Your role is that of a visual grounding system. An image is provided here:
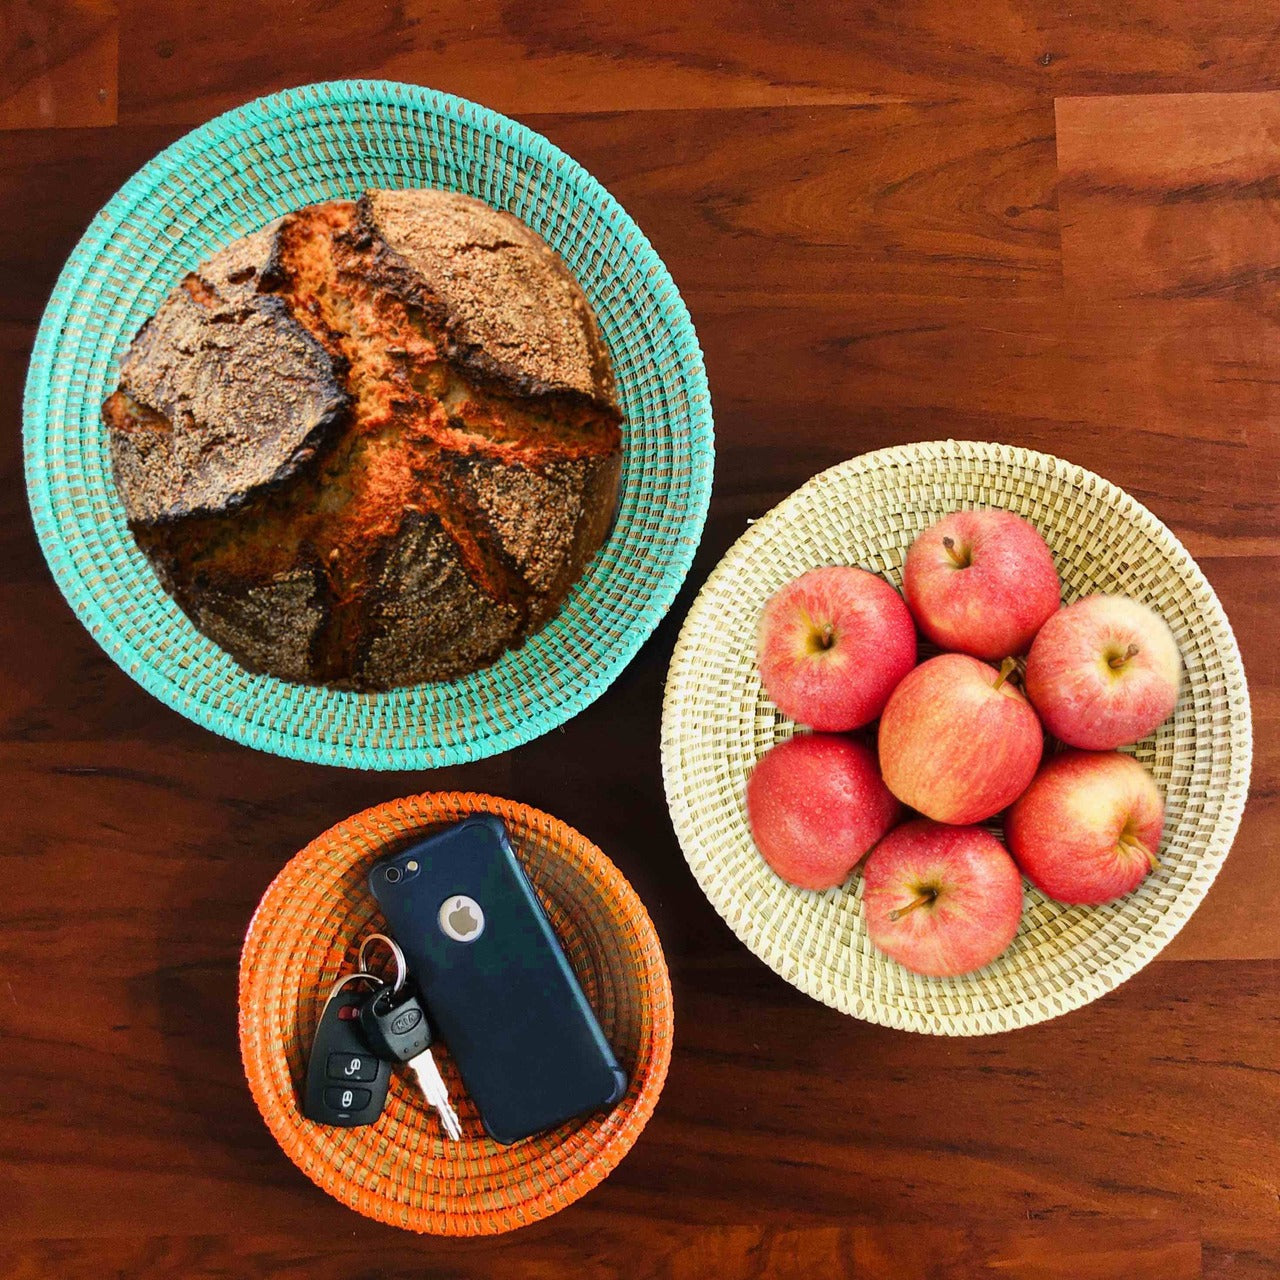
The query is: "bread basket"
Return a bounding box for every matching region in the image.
[239,792,672,1233]
[24,80,714,768]
[661,440,1251,1035]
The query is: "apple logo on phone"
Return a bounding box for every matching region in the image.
[451,903,478,935]
[439,894,485,943]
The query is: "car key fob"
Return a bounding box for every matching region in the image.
[303,976,392,1127]
[360,984,463,1140]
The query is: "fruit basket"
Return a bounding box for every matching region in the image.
[661,440,1252,1035]
[239,792,672,1234]
[23,79,714,769]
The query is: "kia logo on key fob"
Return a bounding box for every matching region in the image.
[439,895,485,943]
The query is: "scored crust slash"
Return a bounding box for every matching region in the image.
[102,189,623,691]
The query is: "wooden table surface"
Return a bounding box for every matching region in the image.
[3,4,1278,1277]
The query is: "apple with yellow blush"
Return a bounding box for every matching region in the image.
[756,566,917,731]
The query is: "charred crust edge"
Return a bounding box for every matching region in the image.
[353,193,622,420]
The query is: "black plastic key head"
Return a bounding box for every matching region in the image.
[303,979,392,1127]
[359,985,433,1063]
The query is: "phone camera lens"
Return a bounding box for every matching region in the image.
[385,866,402,883]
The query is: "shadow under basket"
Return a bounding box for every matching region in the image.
[239,792,672,1234]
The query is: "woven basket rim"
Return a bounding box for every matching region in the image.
[661,439,1253,1036]
[238,790,673,1234]
[23,78,715,769]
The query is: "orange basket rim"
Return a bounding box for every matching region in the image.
[238,790,673,1235]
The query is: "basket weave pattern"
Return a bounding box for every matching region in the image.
[661,441,1252,1036]
[24,80,714,769]
[238,793,672,1234]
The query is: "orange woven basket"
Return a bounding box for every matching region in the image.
[239,792,673,1235]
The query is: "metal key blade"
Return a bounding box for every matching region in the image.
[409,1050,463,1141]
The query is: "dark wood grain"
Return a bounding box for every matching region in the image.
[3,2,1279,1276]
[1057,91,1280,300]
[0,1221,1209,1279]
[0,0,116,129]
[113,0,1280,124]
[0,1220,1210,1280]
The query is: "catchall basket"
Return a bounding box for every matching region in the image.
[239,793,672,1234]
[661,440,1252,1036]
[24,79,714,769]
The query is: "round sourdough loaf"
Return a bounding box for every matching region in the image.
[102,190,622,690]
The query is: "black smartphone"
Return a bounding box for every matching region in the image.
[368,815,627,1144]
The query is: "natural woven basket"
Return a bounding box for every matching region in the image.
[239,793,672,1234]
[24,80,713,769]
[661,440,1252,1036]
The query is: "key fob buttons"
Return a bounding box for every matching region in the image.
[327,1051,379,1082]
[324,1085,372,1113]
[303,985,392,1127]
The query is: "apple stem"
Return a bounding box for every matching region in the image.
[1108,643,1140,670]
[1120,835,1159,871]
[992,657,1019,691]
[817,623,835,651]
[941,536,969,568]
[889,890,937,922]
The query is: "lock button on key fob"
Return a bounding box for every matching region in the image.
[303,977,392,1127]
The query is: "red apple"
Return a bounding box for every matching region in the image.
[862,819,1024,976]
[1024,595,1181,750]
[1005,750,1164,905]
[878,654,1043,824]
[745,733,901,890]
[757,566,917,731]
[903,509,1061,660]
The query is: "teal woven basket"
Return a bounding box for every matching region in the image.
[24,81,714,769]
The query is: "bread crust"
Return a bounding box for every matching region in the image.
[360,189,618,408]
[104,190,622,690]
[104,222,351,524]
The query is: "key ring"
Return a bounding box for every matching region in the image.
[325,970,382,1002]
[358,932,407,995]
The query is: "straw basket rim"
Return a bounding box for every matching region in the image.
[661,439,1252,1036]
[24,79,714,769]
[239,791,673,1233]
